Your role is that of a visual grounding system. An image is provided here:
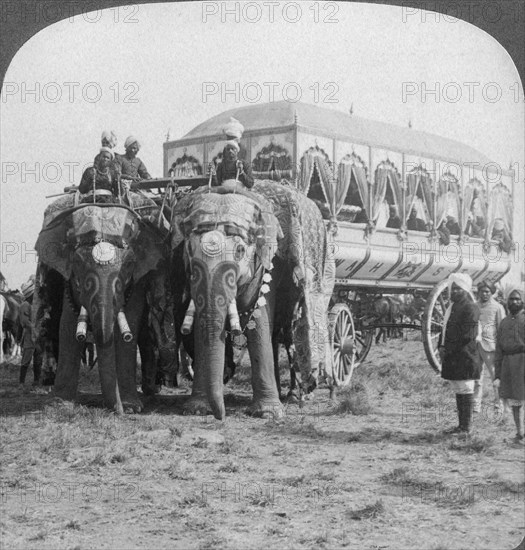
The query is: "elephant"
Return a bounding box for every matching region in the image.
[34,192,168,413]
[170,180,335,420]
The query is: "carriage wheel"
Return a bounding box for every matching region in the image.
[354,326,373,366]
[328,303,361,387]
[422,280,449,373]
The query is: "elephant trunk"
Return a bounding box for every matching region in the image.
[194,315,227,420]
[85,276,125,347]
[190,258,238,420]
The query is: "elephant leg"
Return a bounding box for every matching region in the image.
[115,289,145,413]
[54,301,82,401]
[223,336,236,384]
[138,322,157,397]
[246,305,284,419]
[272,335,282,399]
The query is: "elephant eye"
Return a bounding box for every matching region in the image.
[234,244,246,262]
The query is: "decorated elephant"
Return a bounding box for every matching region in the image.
[170,180,335,420]
[34,192,168,413]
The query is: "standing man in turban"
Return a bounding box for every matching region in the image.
[115,136,152,190]
[473,280,506,413]
[438,273,481,434]
[494,287,525,443]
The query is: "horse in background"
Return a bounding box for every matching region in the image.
[1,290,24,363]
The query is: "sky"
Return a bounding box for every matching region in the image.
[0,1,523,288]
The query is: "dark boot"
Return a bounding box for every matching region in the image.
[512,406,524,442]
[445,394,463,434]
[19,364,29,384]
[459,394,474,434]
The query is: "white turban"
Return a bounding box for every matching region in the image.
[447,273,472,293]
[124,136,141,150]
[505,286,524,301]
[101,130,117,149]
[99,146,114,159]
[224,140,240,152]
[222,117,244,140]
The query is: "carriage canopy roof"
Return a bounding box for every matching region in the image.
[183,101,492,166]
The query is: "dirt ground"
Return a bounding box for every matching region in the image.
[1,336,524,550]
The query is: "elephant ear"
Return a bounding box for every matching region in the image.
[170,193,195,251]
[254,208,283,270]
[35,215,74,279]
[131,220,166,282]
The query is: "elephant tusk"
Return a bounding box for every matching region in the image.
[228,301,242,336]
[76,307,88,342]
[117,311,133,343]
[181,299,195,335]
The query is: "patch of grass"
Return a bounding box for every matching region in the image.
[168,425,183,438]
[247,491,274,507]
[28,531,47,541]
[282,474,306,487]
[280,421,326,439]
[448,434,496,454]
[192,437,209,449]
[218,460,239,473]
[167,459,197,480]
[180,495,208,508]
[380,467,445,494]
[347,499,385,520]
[332,383,372,416]
[65,519,81,530]
[109,452,128,464]
[219,433,242,454]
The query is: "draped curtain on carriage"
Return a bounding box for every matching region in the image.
[486,183,513,237]
[371,165,401,224]
[435,175,460,229]
[300,148,336,214]
[405,169,433,223]
[461,180,487,233]
[334,157,369,217]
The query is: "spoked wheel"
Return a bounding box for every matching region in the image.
[328,303,361,387]
[354,325,373,366]
[422,280,449,373]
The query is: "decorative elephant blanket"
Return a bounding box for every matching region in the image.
[253,180,336,390]
[170,180,335,390]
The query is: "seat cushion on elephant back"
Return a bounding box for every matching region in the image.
[68,206,139,247]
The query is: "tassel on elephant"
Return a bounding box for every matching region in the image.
[35,199,167,413]
[170,181,334,420]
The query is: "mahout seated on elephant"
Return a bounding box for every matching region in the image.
[170,180,335,420]
[34,192,172,413]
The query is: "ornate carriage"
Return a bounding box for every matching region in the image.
[160,101,514,385]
